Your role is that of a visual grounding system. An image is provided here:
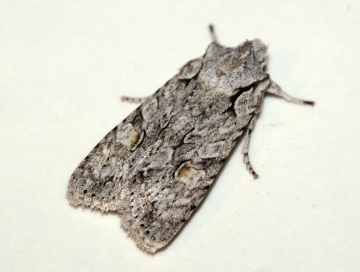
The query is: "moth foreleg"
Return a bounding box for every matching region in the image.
[242,114,259,179]
[121,96,150,103]
[267,81,314,106]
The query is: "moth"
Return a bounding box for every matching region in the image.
[67,25,313,253]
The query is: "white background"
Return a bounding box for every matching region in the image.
[1,1,359,271]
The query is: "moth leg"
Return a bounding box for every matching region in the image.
[121,96,150,103]
[242,114,259,179]
[267,81,314,106]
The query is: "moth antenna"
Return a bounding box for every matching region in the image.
[209,24,218,43]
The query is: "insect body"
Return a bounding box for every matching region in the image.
[67,26,313,253]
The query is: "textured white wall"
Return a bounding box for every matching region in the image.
[0,1,359,271]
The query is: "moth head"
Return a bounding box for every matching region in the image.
[199,41,267,96]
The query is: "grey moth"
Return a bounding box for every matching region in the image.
[67,26,313,253]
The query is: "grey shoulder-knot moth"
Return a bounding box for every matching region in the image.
[67,25,314,253]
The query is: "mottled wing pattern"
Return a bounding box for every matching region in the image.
[67,41,269,253]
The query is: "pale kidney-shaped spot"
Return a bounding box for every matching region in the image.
[117,123,140,150]
[175,162,205,190]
